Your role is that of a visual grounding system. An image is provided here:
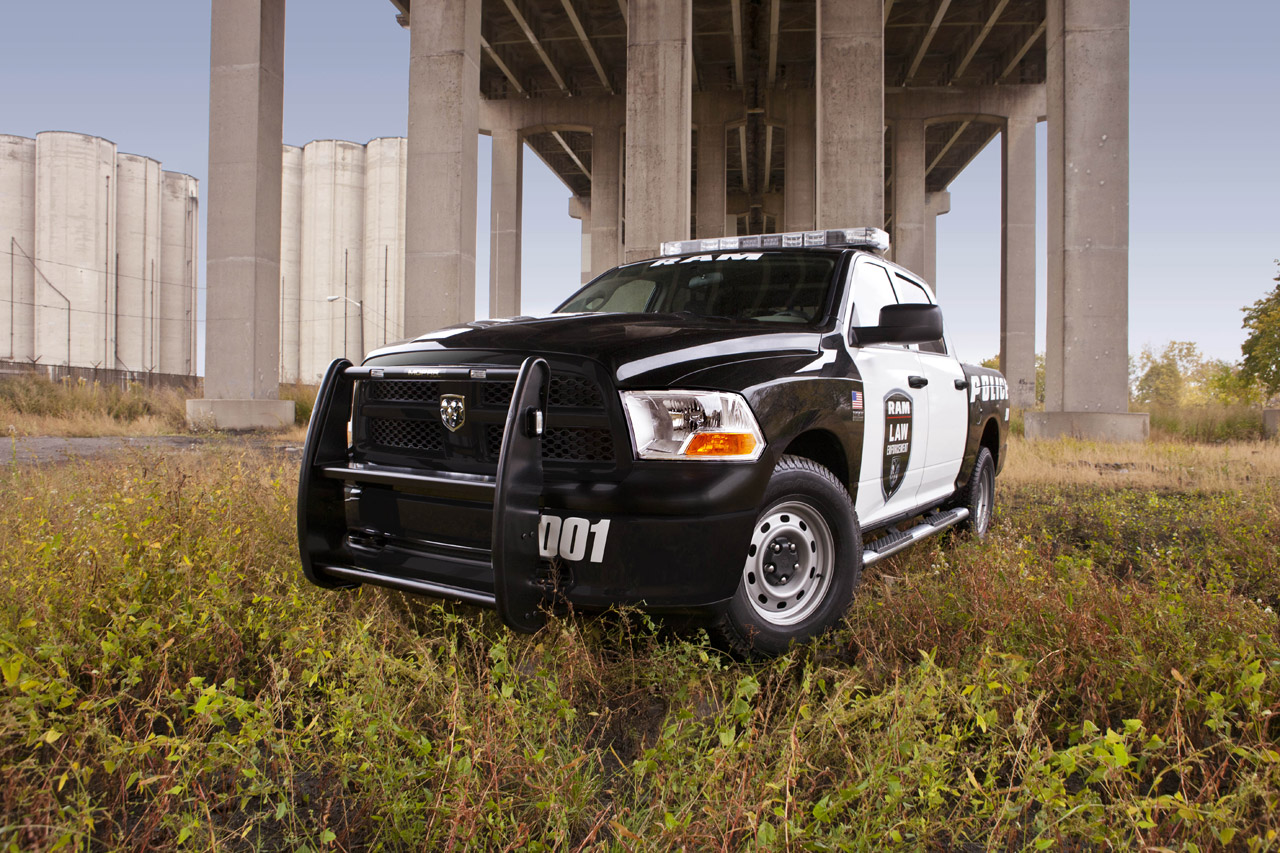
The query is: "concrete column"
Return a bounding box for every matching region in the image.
[892,119,925,273]
[1028,0,1145,441]
[590,122,622,277]
[816,0,883,228]
[489,128,522,317]
[923,190,949,288]
[1001,115,1037,409]
[624,0,692,262]
[189,0,292,429]
[694,94,726,240]
[784,91,816,232]
[569,197,592,284]
[405,0,480,335]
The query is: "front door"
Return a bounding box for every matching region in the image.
[847,257,930,528]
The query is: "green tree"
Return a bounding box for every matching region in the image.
[1240,264,1280,399]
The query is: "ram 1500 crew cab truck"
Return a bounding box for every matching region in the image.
[298,227,1009,655]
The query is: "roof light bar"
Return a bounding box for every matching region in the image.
[660,227,890,257]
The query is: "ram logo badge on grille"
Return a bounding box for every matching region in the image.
[440,394,466,432]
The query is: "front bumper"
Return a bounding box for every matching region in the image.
[298,358,764,631]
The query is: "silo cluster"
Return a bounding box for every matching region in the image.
[0,132,198,375]
[281,137,407,383]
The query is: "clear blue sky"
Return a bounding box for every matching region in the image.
[2,1,1276,369]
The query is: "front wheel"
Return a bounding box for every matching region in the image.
[716,456,862,657]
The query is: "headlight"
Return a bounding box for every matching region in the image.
[620,390,765,461]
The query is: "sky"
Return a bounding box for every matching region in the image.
[1,0,1277,371]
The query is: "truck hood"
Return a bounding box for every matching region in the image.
[370,313,824,387]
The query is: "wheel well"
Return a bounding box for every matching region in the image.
[782,430,849,488]
[981,418,1000,469]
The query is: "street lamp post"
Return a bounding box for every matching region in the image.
[327,294,363,359]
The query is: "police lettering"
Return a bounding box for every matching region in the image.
[887,399,912,416]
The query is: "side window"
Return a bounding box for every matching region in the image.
[850,260,898,328]
[893,273,948,355]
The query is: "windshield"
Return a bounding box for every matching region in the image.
[553,251,840,325]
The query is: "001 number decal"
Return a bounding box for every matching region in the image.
[538,516,611,563]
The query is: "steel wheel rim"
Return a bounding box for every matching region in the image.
[975,463,994,534]
[742,500,835,626]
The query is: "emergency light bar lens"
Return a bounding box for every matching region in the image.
[657,226,890,256]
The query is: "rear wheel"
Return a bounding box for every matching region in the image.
[716,455,862,657]
[954,446,995,538]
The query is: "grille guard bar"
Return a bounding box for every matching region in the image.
[297,356,552,633]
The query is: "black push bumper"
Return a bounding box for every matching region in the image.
[298,358,758,631]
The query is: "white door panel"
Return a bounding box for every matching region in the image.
[916,348,968,506]
[853,347,928,527]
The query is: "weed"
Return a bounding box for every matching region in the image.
[0,442,1277,849]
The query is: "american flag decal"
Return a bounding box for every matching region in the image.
[850,390,863,410]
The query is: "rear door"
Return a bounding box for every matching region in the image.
[891,272,967,507]
[847,256,930,528]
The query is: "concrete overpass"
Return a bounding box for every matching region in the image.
[190,0,1145,441]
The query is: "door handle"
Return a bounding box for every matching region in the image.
[908,375,928,389]
[954,378,969,390]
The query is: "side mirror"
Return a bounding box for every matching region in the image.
[851,303,944,346]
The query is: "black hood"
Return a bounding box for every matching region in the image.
[369,313,823,387]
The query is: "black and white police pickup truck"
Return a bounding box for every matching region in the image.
[298,227,1009,655]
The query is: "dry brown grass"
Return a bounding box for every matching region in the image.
[1003,434,1280,491]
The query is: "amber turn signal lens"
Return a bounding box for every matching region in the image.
[683,432,758,457]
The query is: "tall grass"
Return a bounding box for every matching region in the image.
[0,374,318,436]
[0,443,1277,849]
[0,374,190,436]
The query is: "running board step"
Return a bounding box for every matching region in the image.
[862,507,970,568]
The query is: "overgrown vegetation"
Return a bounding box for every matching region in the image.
[0,374,316,436]
[1,438,1277,850]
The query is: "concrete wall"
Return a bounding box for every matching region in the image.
[0,135,36,363]
[159,171,198,376]
[0,133,198,375]
[115,153,162,373]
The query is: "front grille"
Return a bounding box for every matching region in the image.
[358,365,617,470]
[550,375,603,408]
[485,425,615,463]
[369,416,446,452]
[365,380,440,404]
[477,376,602,409]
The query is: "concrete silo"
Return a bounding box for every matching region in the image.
[0,135,36,363]
[280,145,303,383]
[300,139,365,382]
[160,171,198,376]
[115,153,162,373]
[35,132,117,369]
[362,137,406,350]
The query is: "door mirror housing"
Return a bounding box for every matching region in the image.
[851,303,944,346]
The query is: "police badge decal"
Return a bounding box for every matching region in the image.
[882,390,913,499]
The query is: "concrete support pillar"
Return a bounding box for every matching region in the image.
[892,119,926,273]
[489,128,522,317]
[923,190,949,289]
[590,122,622,277]
[569,197,593,284]
[694,95,726,240]
[1001,115,1038,409]
[624,0,692,262]
[405,0,480,334]
[784,91,817,232]
[816,0,883,227]
[1028,0,1145,441]
[189,0,292,429]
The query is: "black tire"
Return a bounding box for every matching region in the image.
[954,446,995,538]
[715,455,862,657]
